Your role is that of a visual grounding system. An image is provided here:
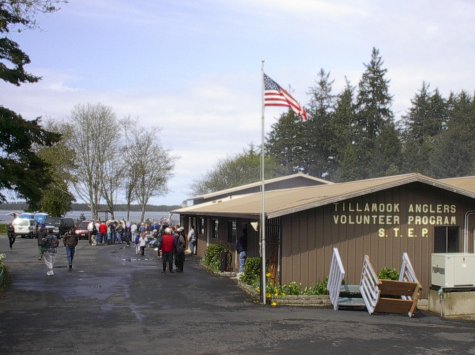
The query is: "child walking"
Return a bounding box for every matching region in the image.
[139,233,147,256]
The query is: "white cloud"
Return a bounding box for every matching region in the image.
[2,69,264,205]
[239,0,370,17]
[3,0,475,206]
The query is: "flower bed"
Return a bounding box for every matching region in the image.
[203,257,331,307]
[234,275,331,307]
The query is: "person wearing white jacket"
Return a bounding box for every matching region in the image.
[187,225,196,255]
[139,232,147,256]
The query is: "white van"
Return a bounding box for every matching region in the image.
[12,217,38,238]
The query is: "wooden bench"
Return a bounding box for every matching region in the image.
[374,279,421,317]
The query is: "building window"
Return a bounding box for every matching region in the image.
[434,226,460,253]
[212,219,219,239]
[197,217,205,236]
[227,221,237,244]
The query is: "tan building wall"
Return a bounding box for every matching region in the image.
[280,183,475,298]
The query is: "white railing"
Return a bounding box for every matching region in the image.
[359,255,380,314]
[328,248,345,311]
[399,252,419,300]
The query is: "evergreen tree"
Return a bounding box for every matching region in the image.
[353,47,397,178]
[36,122,76,216]
[340,144,360,181]
[430,91,475,177]
[356,48,393,139]
[0,107,60,205]
[330,78,355,181]
[372,121,402,176]
[265,111,307,174]
[401,83,447,174]
[0,1,63,205]
[305,69,336,178]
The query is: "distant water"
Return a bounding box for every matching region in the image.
[0,210,180,225]
[64,210,178,223]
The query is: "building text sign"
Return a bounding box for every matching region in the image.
[332,202,457,238]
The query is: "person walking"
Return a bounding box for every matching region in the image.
[174,227,186,272]
[236,227,248,275]
[43,228,59,276]
[139,232,147,256]
[98,221,107,245]
[7,223,15,249]
[160,227,175,273]
[135,231,141,255]
[88,220,97,246]
[109,222,116,245]
[131,222,137,240]
[187,225,196,256]
[63,229,79,271]
[37,223,47,260]
[116,221,124,244]
[123,223,131,247]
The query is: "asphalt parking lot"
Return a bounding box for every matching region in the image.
[0,236,474,354]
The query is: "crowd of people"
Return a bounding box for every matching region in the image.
[7,219,196,277]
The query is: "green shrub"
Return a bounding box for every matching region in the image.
[303,278,328,295]
[241,257,261,286]
[379,267,399,280]
[265,278,329,297]
[202,243,229,272]
[0,254,8,289]
[282,281,302,295]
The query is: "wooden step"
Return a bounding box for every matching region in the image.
[374,298,415,314]
[378,280,419,297]
[339,284,361,294]
[337,297,366,307]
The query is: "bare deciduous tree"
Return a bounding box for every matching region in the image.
[129,128,175,222]
[100,148,124,220]
[120,117,141,221]
[67,103,119,220]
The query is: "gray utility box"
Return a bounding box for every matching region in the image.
[431,253,475,288]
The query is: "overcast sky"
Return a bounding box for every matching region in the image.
[2,0,475,206]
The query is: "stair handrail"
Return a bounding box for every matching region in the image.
[328,248,345,311]
[359,255,380,314]
[399,252,420,300]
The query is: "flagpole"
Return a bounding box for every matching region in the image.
[260,60,267,304]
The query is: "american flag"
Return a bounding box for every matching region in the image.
[264,73,308,121]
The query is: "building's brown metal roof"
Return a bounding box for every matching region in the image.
[175,173,475,219]
[440,176,475,194]
[190,172,332,201]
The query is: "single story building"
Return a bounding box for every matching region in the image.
[175,173,475,298]
[185,172,331,206]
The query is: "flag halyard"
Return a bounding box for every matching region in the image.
[264,73,308,121]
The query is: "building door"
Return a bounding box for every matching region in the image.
[434,226,460,253]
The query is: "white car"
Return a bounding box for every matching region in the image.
[12,217,38,238]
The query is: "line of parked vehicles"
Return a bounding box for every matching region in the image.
[10,212,76,239]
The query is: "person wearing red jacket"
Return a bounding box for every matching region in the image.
[98,221,107,245]
[160,228,175,273]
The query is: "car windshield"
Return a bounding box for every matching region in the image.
[19,213,34,220]
[78,221,89,229]
[45,217,61,226]
[13,218,29,226]
[34,213,48,224]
